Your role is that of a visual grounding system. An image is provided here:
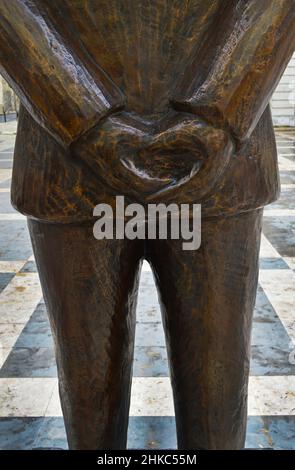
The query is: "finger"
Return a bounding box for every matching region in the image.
[146,120,207,157]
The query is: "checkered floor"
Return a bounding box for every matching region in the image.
[0,122,295,450]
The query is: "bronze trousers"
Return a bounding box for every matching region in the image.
[27,208,263,450]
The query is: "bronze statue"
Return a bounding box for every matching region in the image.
[0,0,294,450]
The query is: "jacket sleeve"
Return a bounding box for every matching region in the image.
[0,0,125,147]
[171,0,295,145]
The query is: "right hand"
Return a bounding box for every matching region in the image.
[72,111,159,201]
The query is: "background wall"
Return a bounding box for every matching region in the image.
[271,52,295,127]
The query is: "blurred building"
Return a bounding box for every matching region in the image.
[271,52,295,127]
[0,76,19,121]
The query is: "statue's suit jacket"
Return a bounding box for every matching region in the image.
[0,0,295,222]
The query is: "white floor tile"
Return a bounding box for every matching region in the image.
[130,377,174,416]
[248,376,295,415]
[0,213,26,220]
[278,156,295,170]
[0,272,42,323]
[0,169,12,184]
[263,209,295,217]
[0,323,24,348]
[259,269,295,343]
[277,133,295,141]
[284,257,295,270]
[281,184,295,189]
[259,234,281,259]
[0,348,11,369]
[45,382,62,417]
[0,261,26,273]
[0,378,56,417]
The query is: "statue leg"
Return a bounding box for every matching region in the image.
[28,219,143,450]
[148,209,263,450]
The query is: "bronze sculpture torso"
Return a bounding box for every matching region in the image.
[2,0,290,221]
[1,0,295,450]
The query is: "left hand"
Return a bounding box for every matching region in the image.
[139,111,234,202]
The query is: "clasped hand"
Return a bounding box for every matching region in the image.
[73,109,234,203]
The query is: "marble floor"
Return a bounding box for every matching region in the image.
[0,121,295,450]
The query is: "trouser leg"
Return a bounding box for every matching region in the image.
[147,210,263,449]
[28,219,144,449]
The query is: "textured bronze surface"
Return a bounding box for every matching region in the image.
[28,220,143,450]
[1,0,294,221]
[1,0,295,450]
[28,209,262,450]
